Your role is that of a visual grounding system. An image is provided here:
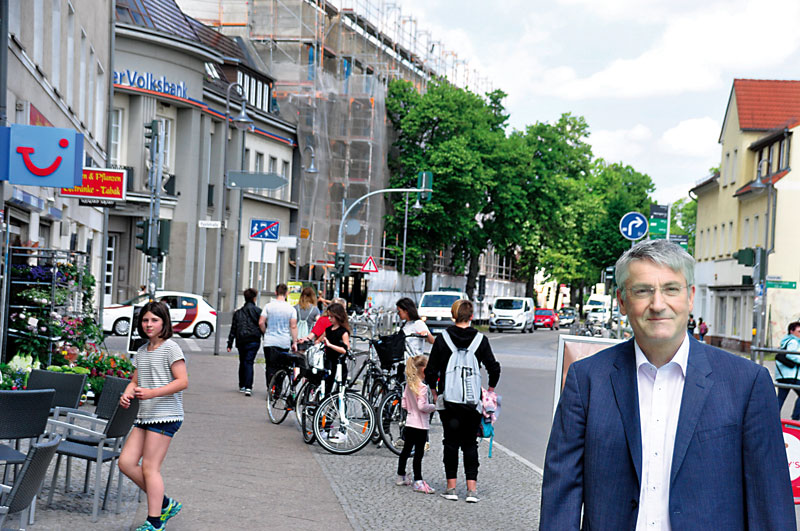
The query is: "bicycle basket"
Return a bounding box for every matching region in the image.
[305,343,325,373]
[375,332,406,369]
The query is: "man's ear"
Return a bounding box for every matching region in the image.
[617,288,628,316]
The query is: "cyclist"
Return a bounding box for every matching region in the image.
[396,297,435,358]
[259,284,299,390]
[298,297,346,345]
[322,302,351,443]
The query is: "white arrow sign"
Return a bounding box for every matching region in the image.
[626,217,643,235]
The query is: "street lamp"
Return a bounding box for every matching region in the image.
[293,146,318,285]
[751,158,775,349]
[213,82,253,356]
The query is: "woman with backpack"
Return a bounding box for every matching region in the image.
[295,287,320,349]
[425,300,501,503]
[227,288,263,396]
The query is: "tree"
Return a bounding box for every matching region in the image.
[670,197,697,254]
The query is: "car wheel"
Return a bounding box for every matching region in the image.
[113,318,130,336]
[497,329,504,333]
[194,321,213,339]
[489,327,496,333]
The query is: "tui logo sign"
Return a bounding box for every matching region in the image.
[0,124,84,188]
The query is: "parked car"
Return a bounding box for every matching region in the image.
[534,308,559,330]
[103,291,217,339]
[557,307,577,326]
[418,290,468,334]
[489,297,535,333]
[586,307,610,324]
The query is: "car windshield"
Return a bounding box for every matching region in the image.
[120,294,149,306]
[494,299,523,310]
[535,310,552,316]
[420,294,461,308]
[587,300,603,306]
[559,309,575,316]
[590,308,605,313]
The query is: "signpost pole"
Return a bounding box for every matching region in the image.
[147,122,164,298]
[258,239,265,306]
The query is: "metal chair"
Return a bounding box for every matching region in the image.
[46,399,139,522]
[0,433,61,531]
[0,390,55,468]
[25,370,87,411]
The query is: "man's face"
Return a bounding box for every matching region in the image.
[618,260,695,346]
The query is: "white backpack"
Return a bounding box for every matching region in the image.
[441,330,483,413]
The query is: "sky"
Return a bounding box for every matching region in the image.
[393,0,800,204]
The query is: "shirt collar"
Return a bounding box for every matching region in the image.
[634,332,690,376]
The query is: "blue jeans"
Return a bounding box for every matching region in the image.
[238,341,261,390]
[777,381,800,420]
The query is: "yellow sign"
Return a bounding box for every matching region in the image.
[288,281,303,306]
[300,228,310,239]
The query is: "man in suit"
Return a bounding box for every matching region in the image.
[541,239,794,530]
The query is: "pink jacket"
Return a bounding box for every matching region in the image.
[402,382,436,430]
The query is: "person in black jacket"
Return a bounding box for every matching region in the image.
[227,288,262,396]
[425,300,501,503]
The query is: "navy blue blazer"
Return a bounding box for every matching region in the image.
[541,337,794,530]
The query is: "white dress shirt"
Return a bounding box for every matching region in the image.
[634,333,690,531]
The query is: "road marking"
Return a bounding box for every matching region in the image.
[183,338,201,352]
[493,440,544,476]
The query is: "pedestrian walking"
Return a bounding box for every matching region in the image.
[295,287,321,347]
[541,239,793,529]
[259,284,299,389]
[776,321,800,420]
[425,300,501,503]
[396,355,436,494]
[227,288,262,396]
[697,317,708,341]
[396,297,435,357]
[687,313,697,337]
[118,301,188,531]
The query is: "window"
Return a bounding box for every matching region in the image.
[717,296,727,335]
[255,152,264,172]
[713,226,718,257]
[204,62,220,80]
[731,296,739,336]
[730,149,737,185]
[282,160,289,177]
[66,4,74,106]
[719,224,725,256]
[269,156,277,173]
[257,82,263,111]
[743,218,750,248]
[94,63,104,137]
[207,184,215,207]
[768,145,775,174]
[781,137,791,169]
[754,216,759,247]
[157,117,173,171]
[110,108,122,165]
[34,0,43,64]
[179,297,197,309]
[51,0,61,90]
[244,148,251,170]
[8,0,20,36]
[698,230,704,259]
[158,295,180,309]
[115,0,154,27]
[276,251,284,285]
[723,152,730,185]
[79,30,86,120]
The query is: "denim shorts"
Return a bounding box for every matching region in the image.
[134,420,182,438]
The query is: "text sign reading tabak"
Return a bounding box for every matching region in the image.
[61,167,127,201]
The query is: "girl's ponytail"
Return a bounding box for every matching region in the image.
[405,355,428,394]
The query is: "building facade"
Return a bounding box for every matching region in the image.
[692,79,800,350]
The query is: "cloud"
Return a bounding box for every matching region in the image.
[536,0,800,99]
[659,117,721,158]
[590,124,652,164]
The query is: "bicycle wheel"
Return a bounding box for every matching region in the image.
[312,391,375,455]
[294,380,308,428]
[360,369,374,400]
[377,389,412,456]
[267,370,291,424]
[299,382,319,444]
[368,379,387,409]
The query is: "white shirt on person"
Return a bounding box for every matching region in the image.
[402,319,430,358]
[261,299,295,349]
[634,333,689,531]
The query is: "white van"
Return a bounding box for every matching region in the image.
[583,294,612,317]
[489,297,535,333]
[418,290,468,334]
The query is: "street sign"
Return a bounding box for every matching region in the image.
[361,256,379,273]
[300,227,310,239]
[649,204,668,236]
[619,212,648,241]
[227,171,288,190]
[249,219,280,241]
[198,220,222,229]
[766,280,797,289]
[668,234,689,250]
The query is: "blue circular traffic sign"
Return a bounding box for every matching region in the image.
[619,211,648,241]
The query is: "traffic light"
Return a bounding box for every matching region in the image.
[143,120,159,151]
[134,219,149,253]
[417,171,433,202]
[156,220,171,258]
[733,247,755,266]
[334,251,350,277]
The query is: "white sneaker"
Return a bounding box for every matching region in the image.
[239,387,246,393]
[328,431,347,444]
[244,389,252,396]
[465,490,479,503]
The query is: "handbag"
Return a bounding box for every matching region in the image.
[776,352,798,369]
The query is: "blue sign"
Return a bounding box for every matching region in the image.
[619,211,648,241]
[250,219,280,241]
[0,124,84,187]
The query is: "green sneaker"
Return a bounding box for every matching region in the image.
[135,522,164,531]
[160,497,182,523]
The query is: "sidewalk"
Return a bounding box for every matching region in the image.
[27,347,542,530]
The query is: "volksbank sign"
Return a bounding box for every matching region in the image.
[113,70,187,98]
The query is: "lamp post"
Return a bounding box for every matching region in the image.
[750,158,774,349]
[213,82,253,356]
[295,146,317,284]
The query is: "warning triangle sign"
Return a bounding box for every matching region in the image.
[361,255,379,273]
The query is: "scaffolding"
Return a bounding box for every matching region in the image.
[177,0,493,276]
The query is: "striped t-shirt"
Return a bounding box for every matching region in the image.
[133,339,186,424]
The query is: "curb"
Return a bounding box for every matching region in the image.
[492,440,544,476]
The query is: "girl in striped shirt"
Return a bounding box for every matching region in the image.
[119,301,188,531]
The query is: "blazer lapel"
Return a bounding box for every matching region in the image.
[610,341,642,487]
[670,339,713,485]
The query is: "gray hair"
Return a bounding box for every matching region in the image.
[615,239,695,301]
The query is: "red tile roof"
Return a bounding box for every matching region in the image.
[734,79,800,130]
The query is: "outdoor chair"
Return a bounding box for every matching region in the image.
[25,370,87,411]
[46,399,139,521]
[0,390,55,469]
[0,433,61,531]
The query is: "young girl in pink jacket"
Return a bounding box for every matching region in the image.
[396,355,437,493]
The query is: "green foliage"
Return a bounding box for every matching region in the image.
[670,198,697,254]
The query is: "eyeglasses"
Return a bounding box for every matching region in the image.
[627,284,687,300]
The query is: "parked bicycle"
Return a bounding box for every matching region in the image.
[266,352,307,424]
